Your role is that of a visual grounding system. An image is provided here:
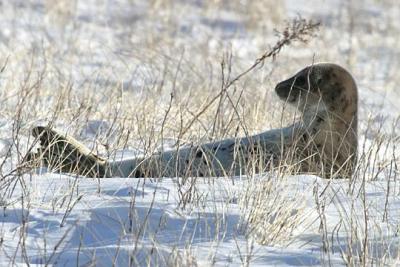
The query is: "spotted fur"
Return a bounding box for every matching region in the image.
[275,63,358,177]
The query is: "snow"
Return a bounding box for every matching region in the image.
[1,0,400,266]
[3,174,399,266]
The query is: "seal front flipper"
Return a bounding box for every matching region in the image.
[28,126,107,177]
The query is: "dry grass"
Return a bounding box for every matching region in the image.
[0,0,400,266]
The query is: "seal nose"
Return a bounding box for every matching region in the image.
[275,80,288,99]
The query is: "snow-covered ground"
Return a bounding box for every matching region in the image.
[6,174,400,266]
[1,0,399,266]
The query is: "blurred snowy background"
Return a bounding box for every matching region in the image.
[0,0,399,266]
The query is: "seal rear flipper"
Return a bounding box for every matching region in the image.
[29,126,107,177]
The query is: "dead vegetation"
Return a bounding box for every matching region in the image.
[0,0,399,266]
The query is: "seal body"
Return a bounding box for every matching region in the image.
[29,124,303,178]
[28,63,358,178]
[106,124,302,177]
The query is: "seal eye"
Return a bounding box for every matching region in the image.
[295,76,306,87]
